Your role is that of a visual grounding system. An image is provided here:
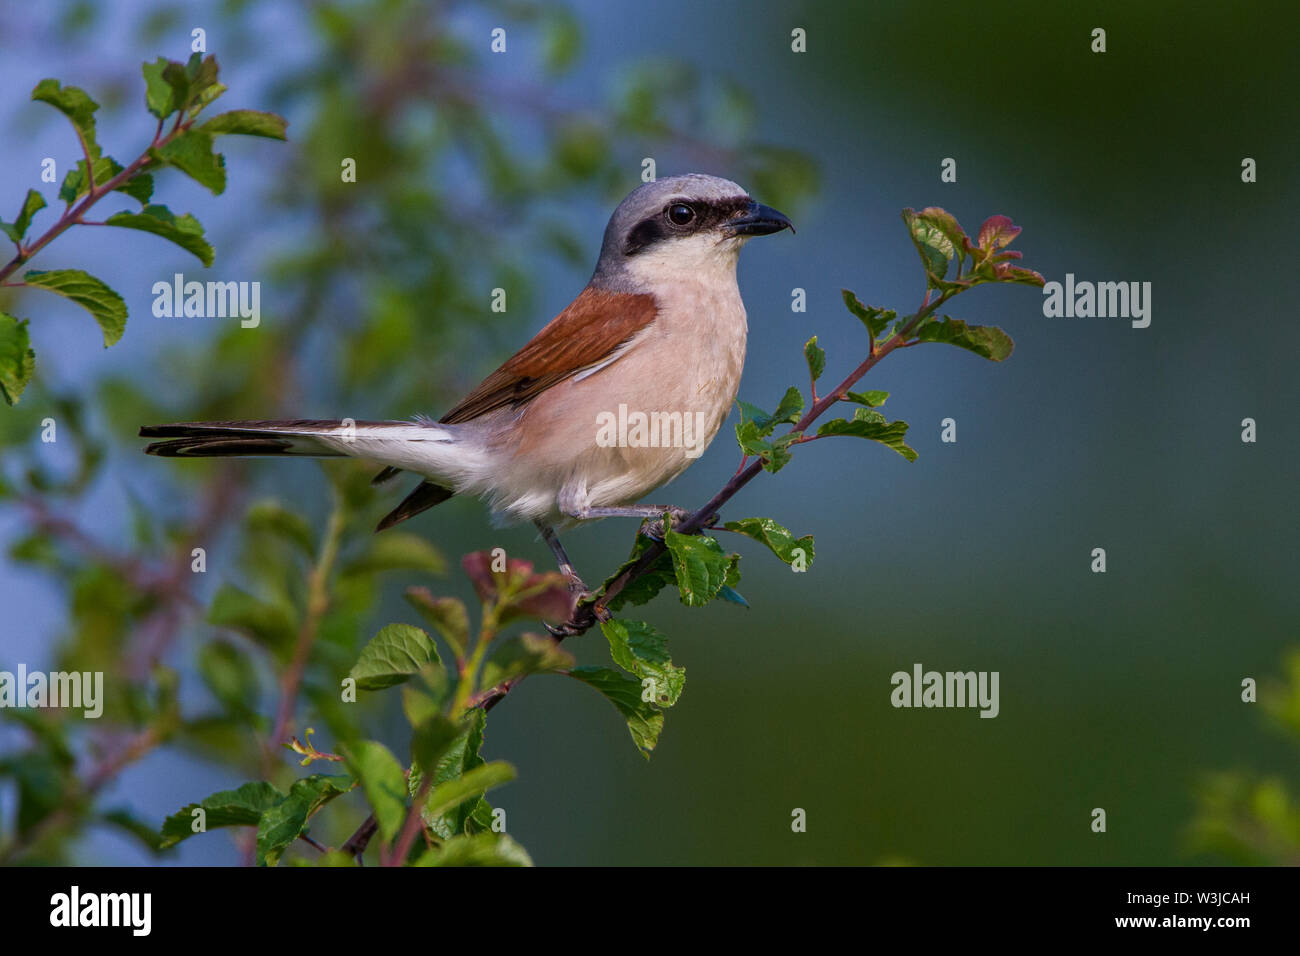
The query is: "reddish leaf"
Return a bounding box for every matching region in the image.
[460,551,576,621]
[977,215,1022,250]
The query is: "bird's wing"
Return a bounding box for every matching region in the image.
[439,286,658,425]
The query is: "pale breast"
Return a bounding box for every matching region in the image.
[501,273,749,519]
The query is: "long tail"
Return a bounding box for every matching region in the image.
[139,419,457,529]
[140,419,357,457]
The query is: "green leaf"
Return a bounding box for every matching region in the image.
[600,619,685,707]
[540,7,582,73]
[663,530,733,607]
[414,832,533,867]
[245,499,315,557]
[198,109,288,140]
[902,207,955,285]
[735,422,799,473]
[737,387,803,438]
[31,78,100,160]
[143,54,219,119]
[722,517,815,570]
[417,709,491,838]
[22,269,126,347]
[183,53,220,107]
[104,204,213,267]
[480,632,575,690]
[255,774,348,867]
[97,808,164,854]
[816,416,918,462]
[143,58,180,119]
[194,83,227,112]
[208,583,297,653]
[589,536,676,613]
[915,206,971,259]
[197,640,260,716]
[771,386,804,425]
[410,714,462,774]
[803,335,826,381]
[401,668,448,728]
[735,389,805,471]
[156,130,227,194]
[403,588,469,660]
[341,531,446,577]
[569,666,665,758]
[914,316,1015,361]
[343,740,408,845]
[58,156,153,206]
[158,781,284,849]
[0,190,47,244]
[118,171,154,204]
[422,762,515,821]
[350,623,439,691]
[0,313,35,406]
[844,389,889,408]
[841,289,895,340]
[58,156,110,204]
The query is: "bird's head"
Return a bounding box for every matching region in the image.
[592,173,793,290]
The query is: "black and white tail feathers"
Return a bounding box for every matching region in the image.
[140,419,353,458]
[139,419,455,529]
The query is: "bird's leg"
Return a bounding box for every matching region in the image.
[535,521,586,593]
[563,504,718,540]
[567,504,688,521]
[534,521,610,639]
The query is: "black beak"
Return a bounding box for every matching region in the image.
[727,200,794,237]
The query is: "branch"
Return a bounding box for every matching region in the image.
[266,497,347,769]
[0,117,173,284]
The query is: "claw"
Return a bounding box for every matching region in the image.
[639,506,694,541]
[542,599,609,638]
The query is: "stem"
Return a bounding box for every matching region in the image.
[0,116,177,285]
[383,774,435,866]
[342,813,378,863]
[451,605,496,716]
[266,496,346,769]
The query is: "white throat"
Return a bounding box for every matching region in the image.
[621,233,745,295]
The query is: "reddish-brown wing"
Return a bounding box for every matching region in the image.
[439,286,658,424]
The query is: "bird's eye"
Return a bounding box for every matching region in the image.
[666,203,696,226]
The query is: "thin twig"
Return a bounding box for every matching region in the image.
[266,498,347,770]
[0,116,175,284]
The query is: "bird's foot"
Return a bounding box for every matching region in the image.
[561,567,588,595]
[544,599,610,638]
[639,507,691,541]
[639,507,719,540]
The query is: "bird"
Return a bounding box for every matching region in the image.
[140,173,793,594]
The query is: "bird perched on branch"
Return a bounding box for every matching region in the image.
[141,173,793,591]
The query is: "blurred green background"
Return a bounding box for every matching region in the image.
[1,0,1297,865]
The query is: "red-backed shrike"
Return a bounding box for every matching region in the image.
[141,174,793,589]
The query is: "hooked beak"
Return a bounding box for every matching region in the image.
[726,200,794,237]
